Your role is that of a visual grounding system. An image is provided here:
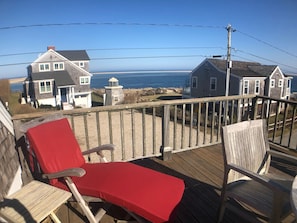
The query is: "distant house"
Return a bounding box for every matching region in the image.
[23,46,92,109]
[184,58,292,100]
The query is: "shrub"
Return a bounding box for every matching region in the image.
[0,79,10,104]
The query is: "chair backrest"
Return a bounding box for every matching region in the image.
[26,118,85,175]
[221,119,270,183]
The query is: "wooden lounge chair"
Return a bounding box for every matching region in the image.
[218,119,297,223]
[24,117,184,223]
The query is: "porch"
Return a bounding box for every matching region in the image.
[5,94,297,222]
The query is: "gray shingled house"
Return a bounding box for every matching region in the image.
[23,46,92,110]
[184,58,292,100]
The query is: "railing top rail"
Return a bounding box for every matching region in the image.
[12,94,256,121]
[256,95,297,105]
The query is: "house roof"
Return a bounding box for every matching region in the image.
[56,50,90,61]
[207,58,277,77]
[31,71,75,87]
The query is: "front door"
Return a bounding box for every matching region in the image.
[60,88,67,102]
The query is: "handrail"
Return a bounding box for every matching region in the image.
[12,94,297,162]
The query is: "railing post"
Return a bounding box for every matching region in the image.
[161,104,172,161]
[251,96,258,120]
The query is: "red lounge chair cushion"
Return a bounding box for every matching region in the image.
[26,118,185,222]
[55,162,184,222]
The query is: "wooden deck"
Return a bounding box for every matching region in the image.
[51,143,296,223]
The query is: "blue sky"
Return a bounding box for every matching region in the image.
[0,0,297,78]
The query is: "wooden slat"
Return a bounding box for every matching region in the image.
[0,181,71,223]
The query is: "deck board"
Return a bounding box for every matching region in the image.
[51,143,296,223]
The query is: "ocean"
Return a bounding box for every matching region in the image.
[10,71,191,92]
[10,72,297,92]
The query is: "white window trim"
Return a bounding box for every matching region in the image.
[243,80,249,95]
[80,76,90,85]
[39,81,52,94]
[78,61,85,67]
[53,62,64,71]
[255,80,260,94]
[210,77,217,91]
[191,76,198,88]
[39,63,50,72]
[278,79,283,87]
[270,79,275,88]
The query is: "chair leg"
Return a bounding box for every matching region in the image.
[217,184,228,223]
[65,177,99,223]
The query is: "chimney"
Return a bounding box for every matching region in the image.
[47,46,56,51]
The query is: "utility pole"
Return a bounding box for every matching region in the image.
[225,24,235,97]
[224,24,235,125]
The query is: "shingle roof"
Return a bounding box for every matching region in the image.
[207,58,277,77]
[31,71,75,87]
[56,50,90,61]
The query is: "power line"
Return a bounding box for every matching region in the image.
[0,22,224,30]
[237,30,297,59]
[233,48,297,71]
[0,46,225,58]
[0,54,210,67]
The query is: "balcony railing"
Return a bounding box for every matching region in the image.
[13,94,297,164]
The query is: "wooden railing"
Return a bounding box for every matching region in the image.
[253,95,297,150]
[12,94,297,163]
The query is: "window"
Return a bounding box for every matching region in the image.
[255,80,260,94]
[287,79,291,88]
[39,81,51,93]
[243,80,249,95]
[278,79,283,87]
[79,61,85,67]
[192,77,197,88]
[80,76,90,85]
[270,79,275,88]
[53,62,64,71]
[39,63,50,72]
[210,77,217,91]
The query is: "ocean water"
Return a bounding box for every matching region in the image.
[10,72,297,92]
[10,71,190,92]
[90,72,190,89]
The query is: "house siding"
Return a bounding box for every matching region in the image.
[191,61,226,97]
[188,59,291,101]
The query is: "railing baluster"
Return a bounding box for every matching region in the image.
[131,109,136,159]
[152,107,156,154]
[173,105,177,151]
[120,111,125,160]
[108,111,114,161]
[83,114,90,162]
[189,104,194,147]
[142,108,146,156]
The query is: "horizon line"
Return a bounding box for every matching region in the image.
[91,70,191,75]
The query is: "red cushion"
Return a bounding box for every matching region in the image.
[26,118,85,174]
[26,118,184,222]
[54,162,184,223]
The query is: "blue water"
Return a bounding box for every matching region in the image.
[90,72,190,89]
[10,71,190,92]
[11,73,297,92]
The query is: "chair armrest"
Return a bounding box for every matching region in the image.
[268,150,297,163]
[43,168,86,179]
[227,163,290,194]
[82,144,115,162]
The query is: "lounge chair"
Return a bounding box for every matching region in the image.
[24,117,185,223]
